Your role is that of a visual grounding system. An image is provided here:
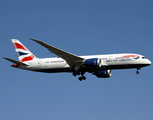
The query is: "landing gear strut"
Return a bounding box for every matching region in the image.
[136,68,141,74]
[73,71,86,81]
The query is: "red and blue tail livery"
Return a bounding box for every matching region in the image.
[11,39,37,63]
[3,38,151,81]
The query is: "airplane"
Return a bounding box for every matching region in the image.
[3,38,151,81]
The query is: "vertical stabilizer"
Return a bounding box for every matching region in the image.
[11,39,37,62]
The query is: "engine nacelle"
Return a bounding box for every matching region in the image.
[84,58,101,68]
[94,70,111,78]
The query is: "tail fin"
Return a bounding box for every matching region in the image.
[11,39,37,62]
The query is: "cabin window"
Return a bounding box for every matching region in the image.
[101,58,107,60]
[50,61,65,63]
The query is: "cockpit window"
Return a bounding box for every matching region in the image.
[142,57,147,59]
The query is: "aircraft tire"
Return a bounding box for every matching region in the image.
[73,72,77,76]
[78,77,82,81]
[82,76,86,80]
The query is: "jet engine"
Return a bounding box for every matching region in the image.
[93,70,111,78]
[84,58,101,68]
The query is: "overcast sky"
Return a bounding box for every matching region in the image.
[1,0,153,120]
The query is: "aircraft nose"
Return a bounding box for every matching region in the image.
[141,59,151,67]
[145,59,152,66]
[148,59,152,65]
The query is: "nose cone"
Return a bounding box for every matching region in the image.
[141,59,151,67]
[145,59,151,66]
[148,59,152,65]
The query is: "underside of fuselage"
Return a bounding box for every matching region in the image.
[32,63,149,73]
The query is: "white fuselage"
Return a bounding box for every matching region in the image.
[18,53,151,73]
[5,39,151,80]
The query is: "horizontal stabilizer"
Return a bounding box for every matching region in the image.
[3,57,28,66]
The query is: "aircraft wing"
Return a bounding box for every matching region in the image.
[3,57,28,66]
[29,38,85,68]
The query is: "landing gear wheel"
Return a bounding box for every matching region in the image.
[78,76,86,81]
[76,71,86,81]
[73,72,77,76]
[136,68,141,74]
[78,77,82,81]
[82,76,86,80]
[73,71,81,76]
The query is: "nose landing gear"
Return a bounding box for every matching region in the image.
[136,68,141,74]
[136,70,139,74]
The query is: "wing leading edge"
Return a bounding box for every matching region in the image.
[29,38,85,69]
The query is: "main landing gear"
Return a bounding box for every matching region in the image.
[78,76,86,81]
[73,71,86,81]
[136,68,141,74]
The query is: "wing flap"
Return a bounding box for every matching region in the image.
[29,38,84,68]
